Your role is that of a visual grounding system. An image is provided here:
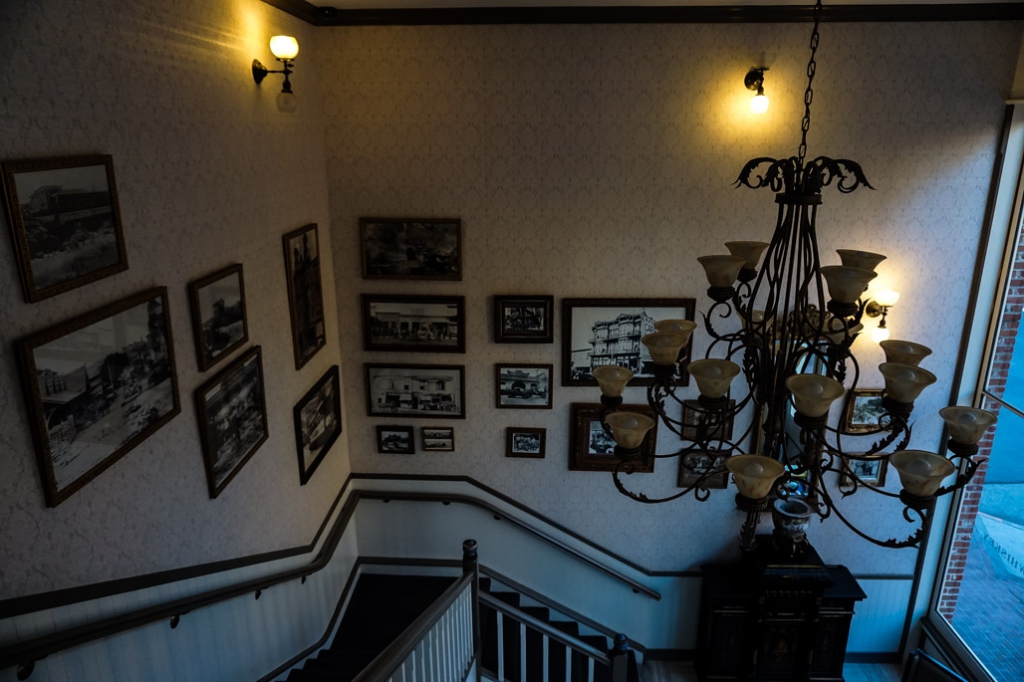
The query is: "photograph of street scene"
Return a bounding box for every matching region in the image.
[284,225,326,368]
[361,219,461,280]
[191,266,246,369]
[366,365,464,418]
[421,427,454,451]
[295,368,340,482]
[497,365,551,408]
[364,296,462,352]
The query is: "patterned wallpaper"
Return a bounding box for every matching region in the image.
[0,0,349,599]
[319,21,1022,575]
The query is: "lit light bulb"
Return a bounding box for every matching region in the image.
[270,36,299,61]
[751,92,769,114]
[872,326,890,343]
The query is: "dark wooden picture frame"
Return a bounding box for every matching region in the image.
[678,450,730,489]
[569,403,656,473]
[360,217,462,280]
[496,363,553,409]
[494,295,554,343]
[681,399,735,441]
[840,455,888,487]
[365,363,466,419]
[293,365,342,485]
[2,155,129,302]
[507,427,546,458]
[187,264,248,372]
[362,294,466,353]
[283,223,326,370]
[421,426,455,452]
[16,287,180,507]
[377,425,415,454]
[841,389,888,433]
[562,298,696,387]
[195,346,269,499]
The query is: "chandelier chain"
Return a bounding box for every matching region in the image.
[797,0,824,169]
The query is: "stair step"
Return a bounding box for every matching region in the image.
[522,605,550,623]
[551,620,580,638]
[491,590,521,608]
[581,634,609,651]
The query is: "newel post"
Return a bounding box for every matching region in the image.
[462,539,480,662]
[610,633,630,682]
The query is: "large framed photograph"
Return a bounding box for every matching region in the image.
[378,425,415,454]
[421,426,455,452]
[365,364,466,419]
[562,298,696,387]
[16,287,180,507]
[678,450,730,489]
[681,400,735,441]
[841,389,888,433]
[293,365,342,485]
[196,346,269,499]
[360,218,462,280]
[188,264,248,372]
[496,364,553,409]
[362,294,465,353]
[840,455,888,487]
[283,223,327,370]
[507,427,546,459]
[2,155,128,302]
[569,403,656,473]
[494,295,554,344]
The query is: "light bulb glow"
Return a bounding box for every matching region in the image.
[874,289,900,307]
[270,36,299,60]
[751,93,769,114]
[871,326,890,343]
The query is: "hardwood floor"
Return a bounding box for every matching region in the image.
[640,660,903,682]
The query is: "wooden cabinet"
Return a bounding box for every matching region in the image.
[696,538,866,682]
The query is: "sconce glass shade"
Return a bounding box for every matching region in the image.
[654,318,697,344]
[890,450,955,498]
[879,362,937,403]
[727,455,785,499]
[725,241,770,269]
[642,332,688,366]
[879,340,932,367]
[872,289,900,308]
[819,266,878,304]
[698,255,746,288]
[592,365,634,398]
[276,90,298,113]
[687,359,741,399]
[939,407,997,445]
[751,93,769,114]
[270,35,299,60]
[786,374,845,418]
[871,326,890,344]
[836,249,887,272]
[605,411,656,450]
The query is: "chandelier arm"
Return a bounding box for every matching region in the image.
[933,456,987,498]
[610,463,719,504]
[810,471,930,549]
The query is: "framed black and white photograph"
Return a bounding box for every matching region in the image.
[507,427,546,459]
[569,403,656,473]
[196,346,269,499]
[841,456,888,487]
[562,298,696,387]
[365,364,466,419]
[293,366,342,485]
[681,400,735,442]
[360,218,461,280]
[2,155,128,303]
[188,264,248,372]
[496,364,553,409]
[16,287,180,507]
[283,223,326,370]
[678,450,730,489]
[494,295,554,344]
[841,389,888,433]
[421,426,455,452]
[362,294,465,353]
[378,425,414,454]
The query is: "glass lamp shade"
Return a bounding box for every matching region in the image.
[879,362,938,403]
[890,450,955,497]
[872,289,900,308]
[879,340,932,367]
[751,93,769,114]
[698,255,747,288]
[641,332,688,366]
[819,266,878,304]
[592,365,634,398]
[836,249,886,272]
[726,455,785,499]
[276,90,298,113]
[785,374,845,418]
[871,326,890,344]
[604,411,656,450]
[725,241,770,269]
[686,359,741,399]
[939,406,997,445]
[654,318,697,344]
[270,35,300,60]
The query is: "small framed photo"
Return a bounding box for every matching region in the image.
[841,456,888,487]
[188,264,248,372]
[362,294,465,353]
[494,295,554,343]
[569,403,656,473]
[365,364,466,419]
[283,223,327,370]
[841,389,888,433]
[378,425,415,454]
[15,287,180,507]
[562,298,696,387]
[421,426,455,452]
[678,450,730,489]
[360,218,462,280]
[2,155,129,302]
[507,427,546,458]
[680,400,735,441]
[293,366,342,485]
[496,364,553,409]
[196,346,269,498]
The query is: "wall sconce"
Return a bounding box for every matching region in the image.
[866,289,900,343]
[252,36,299,113]
[744,67,769,114]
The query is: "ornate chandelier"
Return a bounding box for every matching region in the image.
[594,0,995,554]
